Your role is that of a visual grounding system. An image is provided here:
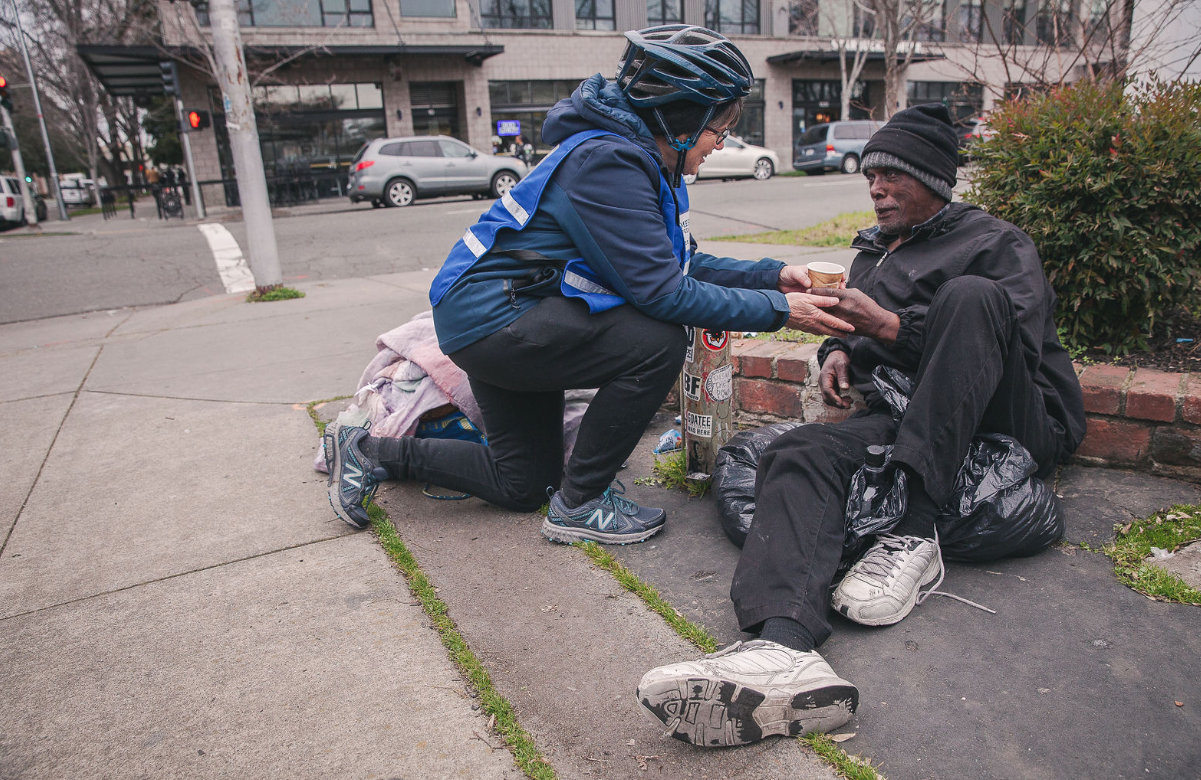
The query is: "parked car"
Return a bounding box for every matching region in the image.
[692,136,779,181]
[956,117,995,163]
[59,177,95,206]
[348,136,528,208]
[793,120,880,175]
[1,177,29,228]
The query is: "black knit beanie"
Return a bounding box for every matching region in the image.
[861,103,959,201]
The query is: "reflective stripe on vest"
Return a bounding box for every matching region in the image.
[428,129,691,314]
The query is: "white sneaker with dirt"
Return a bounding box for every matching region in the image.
[831,533,943,626]
[636,640,858,747]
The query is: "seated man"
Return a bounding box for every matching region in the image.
[636,104,1086,747]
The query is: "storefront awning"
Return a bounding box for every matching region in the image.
[767,48,944,66]
[78,42,505,96]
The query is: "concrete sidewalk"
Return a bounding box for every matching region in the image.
[3,272,1199,780]
[0,273,521,779]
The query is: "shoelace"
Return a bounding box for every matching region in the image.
[859,532,995,615]
[605,480,642,516]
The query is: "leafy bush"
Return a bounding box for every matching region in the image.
[968,80,1201,355]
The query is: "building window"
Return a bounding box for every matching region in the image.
[853,1,875,36]
[730,79,766,146]
[197,0,372,26]
[1036,0,1075,46]
[907,81,983,124]
[647,0,682,25]
[705,0,760,34]
[489,80,582,158]
[575,0,615,28]
[1085,0,1109,39]
[401,0,456,17]
[789,0,819,36]
[791,78,869,154]
[479,0,552,27]
[1003,0,1026,42]
[252,82,384,111]
[959,0,983,42]
[908,0,946,41]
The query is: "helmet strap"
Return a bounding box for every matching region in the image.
[654,104,717,188]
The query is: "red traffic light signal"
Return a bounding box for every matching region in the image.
[186,109,210,131]
[0,76,7,88]
[0,75,11,112]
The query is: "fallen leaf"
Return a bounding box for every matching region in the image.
[487,714,496,731]
[1119,522,1133,535]
[627,739,636,746]
[1175,701,1184,707]
[831,732,857,743]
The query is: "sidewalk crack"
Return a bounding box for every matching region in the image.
[0,533,354,622]
[0,345,104,558]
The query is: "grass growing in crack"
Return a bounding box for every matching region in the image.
[246,285,305,302]
[634,450,709,497]
[368,503,558,780]
[305,395,352,436]
[749,328,826,345]
[575,541,717,653]
[1103,504,1201,605]
[800,734,885,780]
[712,210,875,247]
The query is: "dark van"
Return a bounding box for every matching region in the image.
[793,120,879,174]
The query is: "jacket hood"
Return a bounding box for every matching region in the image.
[851,201,982,252]
[542,74,663,162]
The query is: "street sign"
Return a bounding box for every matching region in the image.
[496,119,521,137]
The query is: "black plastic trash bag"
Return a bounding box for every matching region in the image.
[841,444,908,567]
[712,421,801,547]
[842,365,1065,563]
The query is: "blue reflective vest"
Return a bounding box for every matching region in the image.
[429,128,692,314]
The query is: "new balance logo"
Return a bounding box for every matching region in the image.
[586,508,615,531]
[344,460,363,489]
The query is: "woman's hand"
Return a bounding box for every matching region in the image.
[784,293,855,336]
[776,264,812,293]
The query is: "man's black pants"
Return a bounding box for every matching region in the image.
[373,296,686,511]
[730,276,1068,646]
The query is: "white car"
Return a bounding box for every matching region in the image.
[59,178,95,206]
[691,136,780,182]
[0,176,27,227]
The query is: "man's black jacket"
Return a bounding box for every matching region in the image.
[818,201,1087,455]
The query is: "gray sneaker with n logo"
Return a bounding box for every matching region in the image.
[541,481,665,545]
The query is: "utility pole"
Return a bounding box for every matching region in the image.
[0,97,36,226]
[8,0,67,221]
[206,0,281,290]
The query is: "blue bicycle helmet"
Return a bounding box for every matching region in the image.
[616,25,754,186]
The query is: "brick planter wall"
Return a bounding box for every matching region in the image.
[723,339,1201,484]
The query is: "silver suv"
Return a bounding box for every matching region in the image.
[348,136,528,208]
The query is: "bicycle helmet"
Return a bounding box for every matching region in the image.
[616,25,754,186]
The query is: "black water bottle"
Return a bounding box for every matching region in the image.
[859,445,889,508]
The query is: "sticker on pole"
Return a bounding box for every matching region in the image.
[682,371,702,401]
[704,364,733,402]
[686,411,713,438]
[701,329,728,351]
[684,326,695,364]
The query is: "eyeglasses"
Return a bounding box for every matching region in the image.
[706,126,731,144]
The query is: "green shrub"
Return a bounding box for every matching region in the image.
[968,79,1201,355]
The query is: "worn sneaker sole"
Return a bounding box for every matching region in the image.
[539,517,665,545]
[324,424,370,530]
[637,674,858,747]
[832,553,941,627]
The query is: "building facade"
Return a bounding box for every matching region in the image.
[84,0,1124,208]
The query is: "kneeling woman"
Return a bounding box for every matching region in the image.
[326,25,849,544]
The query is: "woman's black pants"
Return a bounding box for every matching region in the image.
[372,296,687,511]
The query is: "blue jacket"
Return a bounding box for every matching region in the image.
[431,74,791,355]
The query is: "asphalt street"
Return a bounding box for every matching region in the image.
[0,173,872,324]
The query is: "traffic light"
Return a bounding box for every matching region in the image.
[0,75,12,112]
[159,61,179,97]
[186,109,211,131]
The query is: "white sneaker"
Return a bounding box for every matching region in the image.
[636,640,858,747]
[832,533,943,626]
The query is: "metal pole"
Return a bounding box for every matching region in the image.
[1,103,36,225]
[206,0,281,290]
[8,0,67,221]
[173,96,206,219]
